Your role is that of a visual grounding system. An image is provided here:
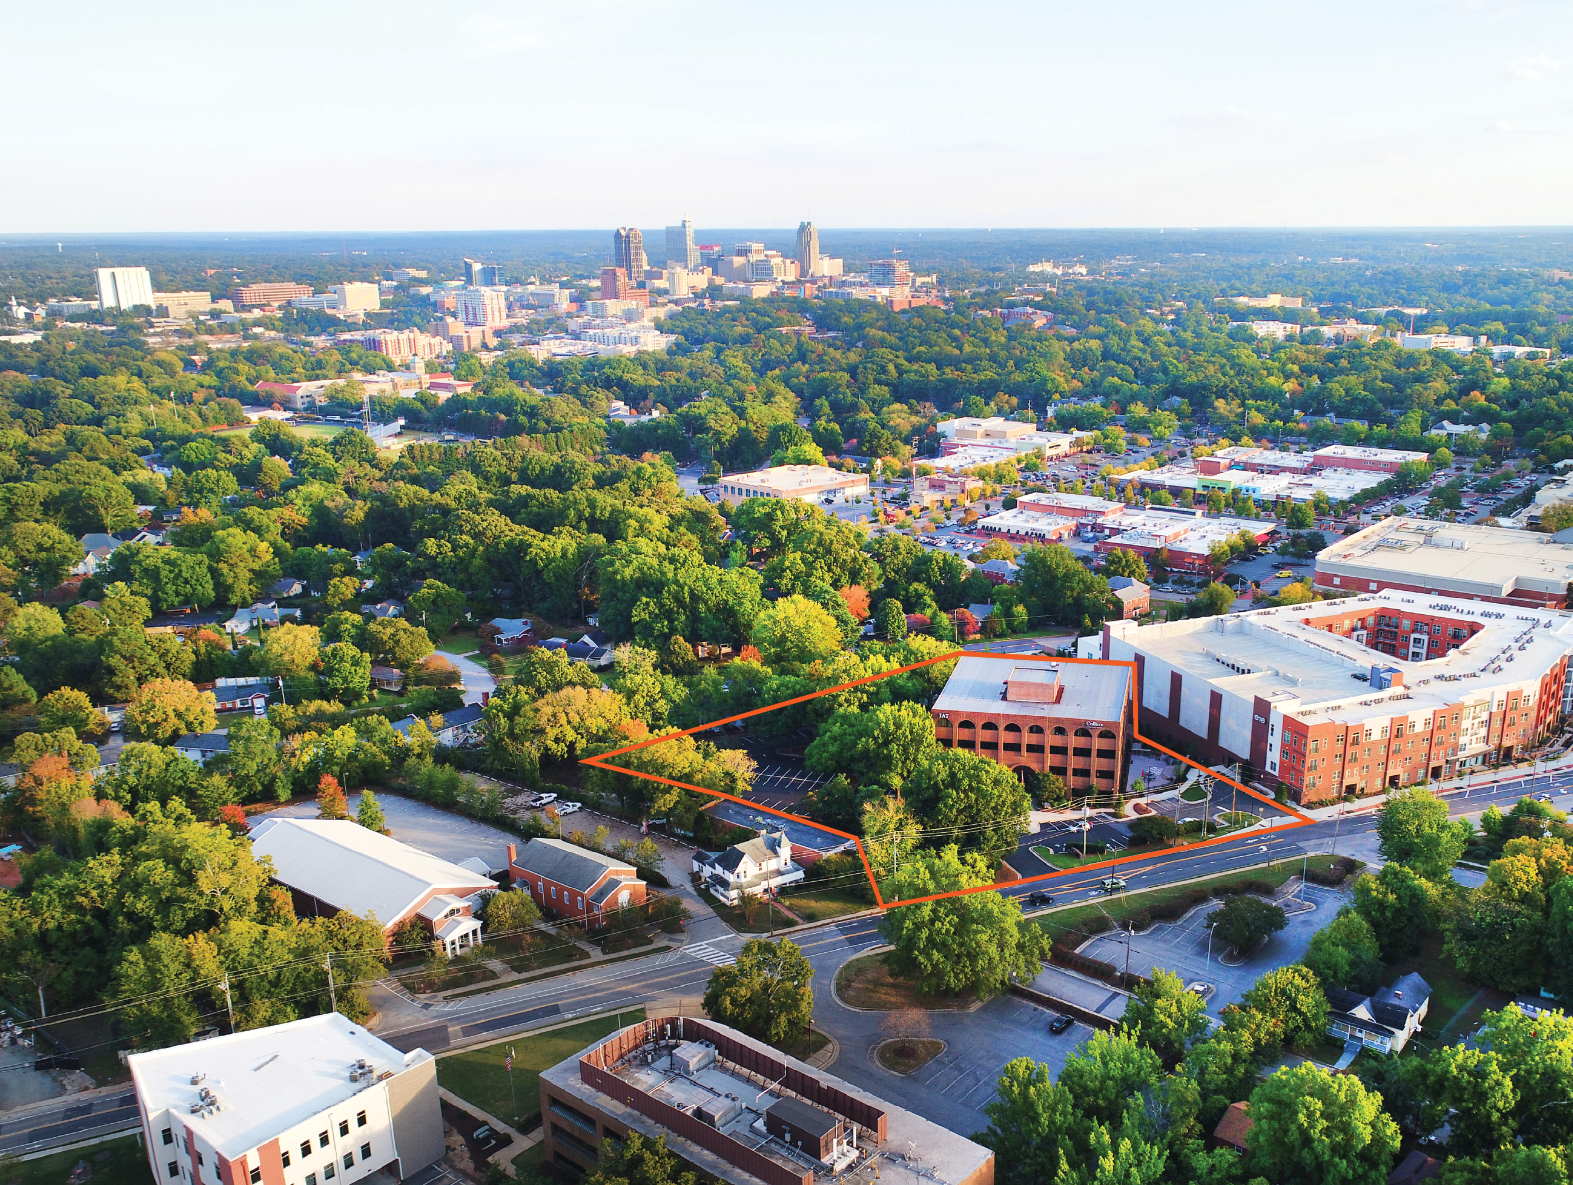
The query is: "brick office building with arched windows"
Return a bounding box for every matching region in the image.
[930,657,1133,796]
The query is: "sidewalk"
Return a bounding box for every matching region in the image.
[1296,749,1573,822]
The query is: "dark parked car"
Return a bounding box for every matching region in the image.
[1049,1014,1074,1034]
[1026,890,1055,907]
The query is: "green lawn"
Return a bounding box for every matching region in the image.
[1180,784,1208,802]
[1032,847,1111,869]
[777,887,871,923]
[2,1136,151,1184]
[435,628,484,656]
[213,421,346,441]
[438,1010,645,1129]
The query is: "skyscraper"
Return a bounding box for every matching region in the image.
[612,228,644,284]
[95,266,153,311]
[665,220,699,270]
[795,222,820,279]
[463,258,501,286]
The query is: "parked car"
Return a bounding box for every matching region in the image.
[1049,1014,1074,1034]
[533,792,558,807]
[557,801,583,816]
[1097,877,1128,893]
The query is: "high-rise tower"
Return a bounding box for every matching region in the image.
[795,222,820,279]
[665,220,699,270]
[612,228,645,284]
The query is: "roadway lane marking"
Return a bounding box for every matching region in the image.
[684,943,736,967]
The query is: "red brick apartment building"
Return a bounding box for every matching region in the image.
[508,838,646,929]
[931,656,1132,794]
[1099,591,1571,804]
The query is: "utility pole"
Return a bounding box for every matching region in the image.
[325,955,337,1014]
[222,974,235,1033]
[506,1045,518,1123]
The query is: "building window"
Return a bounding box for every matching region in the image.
[339,1120,350,1137]
[361,1144,372,1161]
[163,1129,174,1146]
[168,1165,179,1179]
[251,1168,262,1184]
[302,1143,312,1160]
[306,1176,317,1185]
[282,1151,291,1169]
[325,1165,336,1180]
[344,1154,354,1170]
[357,1111,367,1128]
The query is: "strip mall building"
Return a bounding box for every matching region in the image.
[1089,589,1572,804]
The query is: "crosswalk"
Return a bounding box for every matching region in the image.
[684,942,737,967]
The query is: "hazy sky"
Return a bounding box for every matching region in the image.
[6,0,1572,231]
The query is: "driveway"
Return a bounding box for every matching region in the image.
[444,651,496,706]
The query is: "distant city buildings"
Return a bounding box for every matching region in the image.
[613,227,645,284]
[154,291,227,318]
[1217,293,1304,308]
[870,259,912,288]
[95,266,153,311]
[796,221,820,278]
[463,258,501,286]
[455,287,508,327]
[717,464,869,507]
[665,219,699,269]
[231,281,313,307]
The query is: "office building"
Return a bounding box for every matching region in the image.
[931,657,1132,792]
[455,287,508,327]
[541,1016,994,1185]
[796,221,820,278]
[1400,333,1476,354]
[230,282,314,307]
[1314,519,1573,608]
[331,283,381,314]
[338,329,449,366]
[46,298,97,318]
[248,818,495,954]
[1093,508,1278,573]
[154,291,219,319]
[96,266,154,311]
[1308,445,1430,474]
[385,268,428,281]
[1093,589,1573,803]
[665,220,699,270]
[717,464,869,506]
[601,266,634,301]
[128,1013,444,1185]
[463,258,502,286]
[869,259,912,289]
[613,227,645,284]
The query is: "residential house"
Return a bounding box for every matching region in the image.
[249,818,495,954]
[392,703,485,747]
[361,599,404,619]
[354,548,375,569]
[174,731,231,767]
[578,630,613,649]
[206,677,277,713]
[1211,1102,1252,1155]
[1326,973,1431,1054]
[223,600,302,632]
[369,665,404,692]
[73,531,124,576]
[692,831,804,905]
[1108,576,1150,619]
[506,839,646,929]
[1389,1151,1444,1185]
[972,557,1019,585]
[539,637,613,669]
[270,577,306,598]
[483,618,535,648]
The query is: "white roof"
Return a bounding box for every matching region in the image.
[128,1013,430,1160]
[933,656,1131,722]
[248,818,493,927]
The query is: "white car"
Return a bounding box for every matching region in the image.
[533,792,558,807]
[557,801,583,816]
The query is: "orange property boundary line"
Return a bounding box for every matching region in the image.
[579,649,1316,911]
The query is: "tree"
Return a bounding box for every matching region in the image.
[484,888,541,935]
[1352,862,1434,959]
[874,597,907,641]
[0,666,35,708]
[1416,1045,1518,1157]
[1016,544,1113,628]
[324,575,361,612]
[1474,1003,1573,1147]
[1102,548,1149,582]
[880,846,1050,999]
[1205,895,1287,955]
[1303,911,1385,993]
[879,1006,932,1059]
[261,622,322,678]
[366,617,434,672]
[406,579,467,636]
[126,679,216,745]
[223,717,290,804]
[1239,964,1328,1050]
[1246,1062,1400,1185]
[581,1133,697,1185]
[37,688,101,736]
[749,594,844,670]
[977,1058,1077,1185]
[0,523,84,596]
[101,582,152,628]
[803,702,939,792]
[1058,1028,1163,1128]
[1376,787,1472,880]
[1190,582,1235,616]
[319,642,371,704]
[356,789,385,831]
[1122,969,1210,1066]
[1548,876,1573,1003]
[8,602,64,652]
[701,937,814,1048]
[903,748,1032,858]
[316,775,348,820]
[1443,891,1547,992]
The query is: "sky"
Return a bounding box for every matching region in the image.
[5,0,1572,232]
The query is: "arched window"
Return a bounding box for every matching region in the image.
[981,722,999,731]
[980,722,999,750]
[1075,728,1093,738]
[1028,725,1045,735]
[1098,729,1116,739]
[1002,722,1022,753]
[1052,726,1068,736]
[1003,723,1022,733]
[956,720,976,749]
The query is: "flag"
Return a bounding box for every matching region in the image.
[506,1053,512,1071]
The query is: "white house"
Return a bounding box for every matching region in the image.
[1326,973,1431,1054]
[392,703,485,748]
[223,600,303,632]
[692,831,805,905]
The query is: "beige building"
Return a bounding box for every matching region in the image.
[332,282,381,314]
[936,416,1040,442]
[718,464,869,506]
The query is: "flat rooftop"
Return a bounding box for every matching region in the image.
[1312,445,1430,463]
[1316,520,1573,599]
[1101,508,1277,553]
[975,508,1076,536]
[1108,588,1573,727]
[723,465,866,491]
[1142,462,1386,500]
[127,1013,430,1160]
[933,656,1130,721]
[548,1019,991,1185]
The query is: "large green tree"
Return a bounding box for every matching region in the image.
[700,937,814,1049]
[1246,1062,1400,1185]
[1239,964,1328,1050]
[803,702,939,792]
[902,748,1031,859]
[1376,787,1472,880]
[1121,968,1210,1066]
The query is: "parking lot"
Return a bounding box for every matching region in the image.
[1078,879,1346,1017]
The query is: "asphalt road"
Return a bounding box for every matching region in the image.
[0,1088,140,1155]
